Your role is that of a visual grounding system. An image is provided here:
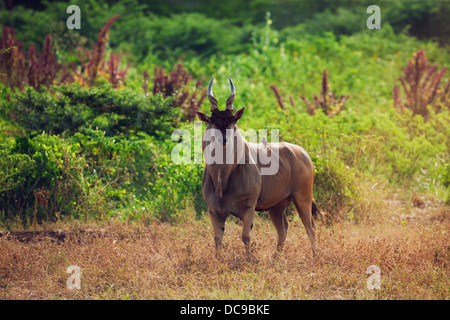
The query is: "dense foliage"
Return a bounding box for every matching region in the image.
[3,84,176,136]
[0,0,448,227]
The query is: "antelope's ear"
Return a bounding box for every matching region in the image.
[233,107,245,122]
[196,110,211,123]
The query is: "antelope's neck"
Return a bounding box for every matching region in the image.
[206,163,234,198]
[204,128,248,198]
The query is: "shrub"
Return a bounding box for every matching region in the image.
[0,127,208,224]
[301,69,350,116]
[0,130,161,224]
[4,84,177,137]
[0,16,129,90]
[381,108,449,193]
[151,63,206,122]
[312,150,359,222]
[0,147,35,195]
[269,69,350,116]
[69,129,158,199]
[148,152,205,222]
[393,49,449,117]
[141,13,249,61]
[0,134,84,223]
[0,26,72,90]
[269,85,291,110]
[295,7,366,36]
[72,15,129,88]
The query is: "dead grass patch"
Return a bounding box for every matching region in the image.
[0,199,448,300]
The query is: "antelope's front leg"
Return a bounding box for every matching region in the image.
[241,209,255,255]
[209,210,226,251]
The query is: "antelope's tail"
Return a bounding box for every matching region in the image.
[311,200,322,218]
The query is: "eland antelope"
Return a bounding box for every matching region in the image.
[196,78,321,257]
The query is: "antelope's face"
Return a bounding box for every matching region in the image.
[196,77,245,147]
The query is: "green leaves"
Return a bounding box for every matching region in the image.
[5,84,177,137]
[0,148,34,193]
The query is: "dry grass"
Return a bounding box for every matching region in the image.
[0,194,448,300]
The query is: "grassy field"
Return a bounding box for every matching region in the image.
[1,190,448,300]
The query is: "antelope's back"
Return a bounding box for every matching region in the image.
[252,142,315,209]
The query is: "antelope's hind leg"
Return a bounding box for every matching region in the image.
[241,209,255,255]
[209,210,226,251]
[293,197,319,257]
[268,203,289,251]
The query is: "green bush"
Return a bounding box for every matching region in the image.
[0,134,84,223]
[0,147,35,195]
[69,129,158,198]
[311,151,359,220]
[114,13,252,63]
[3,84,177,137]
[147,150,205,222]
[0,128,208,225]
[373,108,450,194]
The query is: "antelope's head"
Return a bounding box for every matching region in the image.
[196,77,245,147]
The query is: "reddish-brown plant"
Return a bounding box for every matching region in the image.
[0,27,26,89]
[142,70,150,95]
[270,70,349,116]
[269,85,286,110]
[301,69,350,116]
[151,64,206,121]
[27,36,72,88]
[72,15,128,87]
[1,15,127,90]
[393,49,449,117]
[103,52,129,88]
[0,27,71,89]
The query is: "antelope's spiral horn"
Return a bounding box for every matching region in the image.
[208,78,218,111]
[226,77,235,111]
